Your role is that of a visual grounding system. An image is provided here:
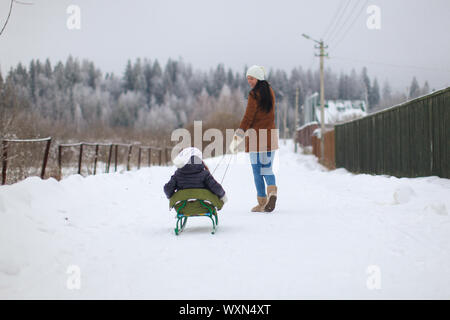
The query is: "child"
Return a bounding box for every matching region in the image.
[163,147,227,203]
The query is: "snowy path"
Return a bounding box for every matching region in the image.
[1,140,449,299]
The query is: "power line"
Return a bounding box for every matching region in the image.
[13,0,34,5]
[321,0,347,40]
[327,0,362,45]
[329,56,450,73]
[330,0,369,50]
[324,0,355,43]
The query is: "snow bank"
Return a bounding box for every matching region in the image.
[1,140,449,299]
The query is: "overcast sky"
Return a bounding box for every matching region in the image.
[1,0,449,92]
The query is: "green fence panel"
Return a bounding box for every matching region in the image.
[334,87,449,178]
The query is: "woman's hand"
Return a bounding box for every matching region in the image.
[229,134,243,154]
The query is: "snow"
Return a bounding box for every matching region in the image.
[1,140,449,299]
[314,100,367,124]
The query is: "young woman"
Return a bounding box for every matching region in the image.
[229,65,279,212]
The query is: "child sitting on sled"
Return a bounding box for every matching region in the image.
[163,147,227,204]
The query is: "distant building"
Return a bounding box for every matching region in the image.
[302,93,367,126]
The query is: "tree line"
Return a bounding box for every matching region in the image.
[0,56,431,137]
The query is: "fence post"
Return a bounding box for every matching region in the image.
[78,143,83,175]
[138,147,142,169]
[148,148,151,167]
[106,144,113,173]
[94,144,99,175]
[58,145,62,180]
[114,145,118,172]
[41,138,52,179]
[159,149,162,166]
[1,140,8,185]
[127,145,132,171]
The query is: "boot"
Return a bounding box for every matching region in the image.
[264,185,277,212]
[251,196,267,212]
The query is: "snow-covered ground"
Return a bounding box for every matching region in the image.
[0,140,449,299]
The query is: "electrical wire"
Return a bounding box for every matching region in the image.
[329,56,450,73]
[324,0,354,43]
[321,0,347,41]
[327,0,362,45]
[330,0,369,50]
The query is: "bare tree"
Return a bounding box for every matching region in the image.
[0,0,34,36]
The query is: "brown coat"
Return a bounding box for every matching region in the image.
[237,86,279,153]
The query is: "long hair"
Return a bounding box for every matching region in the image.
[250,80,274,113]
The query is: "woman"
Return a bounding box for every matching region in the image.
[229,65,279,212]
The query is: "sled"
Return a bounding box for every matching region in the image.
[169,188,224,235]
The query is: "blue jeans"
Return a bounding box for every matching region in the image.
[250,151,276,197]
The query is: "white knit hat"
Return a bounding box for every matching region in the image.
[173,147,203,168]
[246,65,266,81]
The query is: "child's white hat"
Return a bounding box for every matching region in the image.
[173,147,203,168]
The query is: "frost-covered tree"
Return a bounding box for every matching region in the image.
[409,77,421,99]
[421,81,430,96]
[369,78,380,109]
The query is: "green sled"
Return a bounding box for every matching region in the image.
[169,188,224,235]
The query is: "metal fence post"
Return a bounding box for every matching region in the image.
[1,140,8,185]
[106,144,113,173]
[78,143,83,175]
[94,144,99,175]
[58,145,62,180]
[127,145,132,171]
[148,148,152,167]
[138,147,142,169]
[114,144,118,172]
[41,138,52,179]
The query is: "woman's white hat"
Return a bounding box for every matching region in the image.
[246,65,266,81]
[173,147,203,168]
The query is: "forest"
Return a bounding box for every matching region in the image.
[0,56,430,144]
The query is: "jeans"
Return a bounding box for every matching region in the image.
[249,151,276,197]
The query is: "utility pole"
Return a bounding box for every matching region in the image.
[302,33,328,163]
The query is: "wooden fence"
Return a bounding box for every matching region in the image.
[1,137,52,185]
[1,138,173,185]
[311,130,336,170]
[296,122,319,147]
[335,87,450,178]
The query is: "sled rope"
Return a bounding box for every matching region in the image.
[220,154,233,184]
[210,152,233,185]
[211,153,226,175]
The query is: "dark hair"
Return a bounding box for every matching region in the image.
[250,80,273,113]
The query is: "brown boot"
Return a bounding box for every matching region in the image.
[264,185,277,212]
[251,196,267,212]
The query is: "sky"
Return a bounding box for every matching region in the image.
[1,0,449,92]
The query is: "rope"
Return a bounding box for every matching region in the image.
[219,154,233,184]
[209,152,234,185]
[211,153,226,175]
